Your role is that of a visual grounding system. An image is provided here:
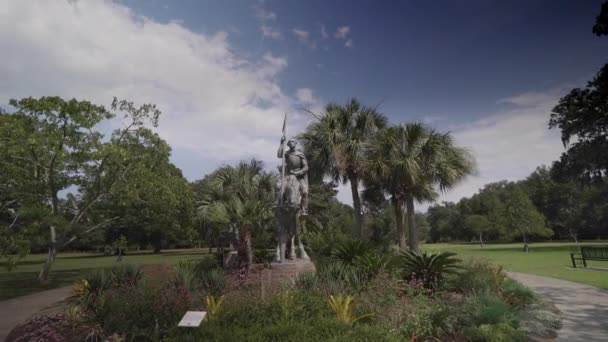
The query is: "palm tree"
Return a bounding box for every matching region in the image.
[195,159,276,269]
[365,123,475,251]
[300,98,387,239]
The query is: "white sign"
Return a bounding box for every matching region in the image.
[178,311,207,327]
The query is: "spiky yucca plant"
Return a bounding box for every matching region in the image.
[327,295,371,325]
[399,250,461,289]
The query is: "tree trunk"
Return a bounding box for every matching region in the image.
[241,226,254,269]
[392,197,406,250]
[38,226,57,282]
[348,172,364,240]
[406,196,419,252]
[479,233,484,247]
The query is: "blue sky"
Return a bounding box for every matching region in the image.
[1,0,607,207]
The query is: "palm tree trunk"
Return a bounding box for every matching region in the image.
[241,225,254,268]
[348,172,364,239]
[392,198,406,249]
[406,196,419,252]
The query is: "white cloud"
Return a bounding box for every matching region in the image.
[427,87,568,210]
[0,0,306,167]
[253,4,277,22]
[253,1,281,41]
[292,28,316,49]
[295,88,315,105]
[345,38,353,48]
[334,26,351,39]
[320,25,329,39]
[261,25,282,39]
[292,28,310,41]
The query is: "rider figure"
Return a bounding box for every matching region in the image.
[277,136,309,215]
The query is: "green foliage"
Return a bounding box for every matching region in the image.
[463,293,519,327]
[327,294,371,324]
[63,305,86,331]
[445,260,507,294]
[500,279,535,307]
[172,261,198,291]
[195,159,276,270]
[254,249,275,267]
[0,96,193,281]
[549,63,608,182]
[364,123,476,250]
[107,264,143,288]
[399,250,461,289]
[331,239,372,265]
[399,294,457,339]
[194,255,221,273]
[199,268,227,296]
[352,252,393,278]
[299,98,388,237]
[97,284,192,336]
[464,322,526,342]
[429,180,555,242]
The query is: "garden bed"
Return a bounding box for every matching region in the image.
[6,248,561,341]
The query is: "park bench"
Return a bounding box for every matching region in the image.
[570,246,608,268]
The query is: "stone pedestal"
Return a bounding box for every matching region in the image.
[260,259,316,288]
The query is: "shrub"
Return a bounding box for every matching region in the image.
[332,240,373,265]
[500,279,535,307]
[195,255,221,274]
[254,249,275,267]
[352,251,393,278]
[358,273,407,329]
[399,294,458,339]
[463,322,526,342]
[314,262,365,294]
[446,260,507,294]
[63,305,86,332]
[107,264,142,288]
[399,250,461,289]
[327,295,371,325]
[199,268,227,296]
[97,283,193,337]
[172,261,198,291]
[463,293,519,327]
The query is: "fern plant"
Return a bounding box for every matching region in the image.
[399,250,461,289]
[327,295,371,325]
[206,295,225,321]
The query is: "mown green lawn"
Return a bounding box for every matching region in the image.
[0,248,213,300]
[424,241,608,289]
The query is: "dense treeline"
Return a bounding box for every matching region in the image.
[427,165,608,243]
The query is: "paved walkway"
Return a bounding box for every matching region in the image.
[509,272,608,342]
[0,286,71,342]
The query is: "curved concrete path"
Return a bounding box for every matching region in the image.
[0,286,71,342]
[509,272,608,342]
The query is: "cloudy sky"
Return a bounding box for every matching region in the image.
[1,0,607,209]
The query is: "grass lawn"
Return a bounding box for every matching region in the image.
[0,248,213,301]
[424,241,608,289]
